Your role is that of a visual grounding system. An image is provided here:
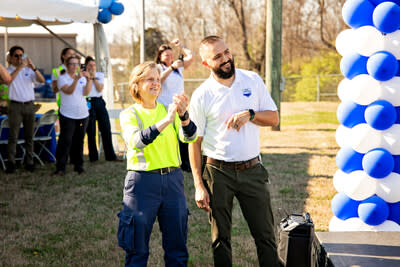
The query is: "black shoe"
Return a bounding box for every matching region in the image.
[25,163,35,172]
[74,166,85,174]
[5,162,15,174]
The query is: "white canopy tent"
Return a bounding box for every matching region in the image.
[0,0,115,109]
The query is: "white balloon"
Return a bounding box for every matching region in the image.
[354,26,385,57]
[374,220,400,231]
[336,29,357,56]
[345,171,376,201]
[336,125,352,148]
[379,77,400,106]
[376,172,400,203]
[350,124,382,154]
[380,125,400,155]
[349,74,381,105]
[337,78,352,102]
[384,30,400,59]
[333,169,347,192]
[329,216,364,231]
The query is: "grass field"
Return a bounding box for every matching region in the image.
[0,101,340,266]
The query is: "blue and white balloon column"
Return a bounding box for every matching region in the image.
[97,0,125,24]
[331,0,400,231]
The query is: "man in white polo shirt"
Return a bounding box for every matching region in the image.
[6,45,44,173]
[189,36,280,266]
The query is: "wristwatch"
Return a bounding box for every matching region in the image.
[179,110,189,121]
[248,109,255,121]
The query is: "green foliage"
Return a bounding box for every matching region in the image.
[283,51,341,102]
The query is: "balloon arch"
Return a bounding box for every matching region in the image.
[331,0,400,231]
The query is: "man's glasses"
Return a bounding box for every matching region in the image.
[68,63,79,66]
[13,54,23,58]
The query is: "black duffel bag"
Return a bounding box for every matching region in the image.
[278,212,326,267]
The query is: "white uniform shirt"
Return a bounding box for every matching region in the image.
[87,72,105,98]
[57,73,89,119]
[190,69,277,162]
[7,66,38,102]
[157,64,184,107]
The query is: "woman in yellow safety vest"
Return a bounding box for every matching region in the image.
[117,61,197,266]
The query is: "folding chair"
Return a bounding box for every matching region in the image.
[32,112,58,165]
[0,118,26,170]
[99,108,127,159]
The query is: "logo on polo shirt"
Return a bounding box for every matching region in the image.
[79,80,85,85]
[242,88,251,97]
[24,73,29,77]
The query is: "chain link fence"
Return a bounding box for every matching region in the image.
[114,74,343,107]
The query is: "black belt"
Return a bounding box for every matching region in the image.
[148,167,179,175]
[10,100,33,105]
[86,97,102,101]
[206,156,260,171]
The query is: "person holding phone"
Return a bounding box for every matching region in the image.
[5,45,45,173]
[84,56,119,162]
[54,56,92,176]
[154,39,194,172]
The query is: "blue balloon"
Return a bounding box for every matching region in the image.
[99,0,113,9]
[358,195,389,225]
[367,51,399,81]
[337,100,367,128]
[332,192,359,220]
[340,53,368,79]
[342,0,374,28]
[395,107,400,124]
[397,61,400,77]
[369,0,400,6]
[336,146,364,173]
[388,202,400,225]
[110,1,124,15]
[393,155,400,174]
[362,148,394,178]
[373,2,400,34]
[365,100,396,130]
[98,8,112,24]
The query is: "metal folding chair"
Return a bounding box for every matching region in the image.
[99,108,127,159]
[32,111,58,165]
[0,118,26,170]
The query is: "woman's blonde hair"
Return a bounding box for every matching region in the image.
[128,61,160,103]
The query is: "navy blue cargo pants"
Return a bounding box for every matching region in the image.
[117,169,189,267]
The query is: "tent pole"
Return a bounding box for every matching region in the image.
[35,20,86,58]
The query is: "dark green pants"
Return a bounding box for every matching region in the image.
[7,101,35,165]
[203,162,279,267]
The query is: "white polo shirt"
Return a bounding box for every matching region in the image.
[57,73,89,119]
[190,69,277,162]
[157,64,184,106]
[7,66,38,102]
[87,72,105,98]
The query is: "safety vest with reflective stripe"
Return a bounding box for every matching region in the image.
[0,84,8,101]
[52,65,64,107]
[120,103,196,171]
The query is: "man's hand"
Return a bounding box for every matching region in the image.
[226,110,251,131]
[195,185,210,212]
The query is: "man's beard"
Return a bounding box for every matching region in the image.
[212,58,235,79]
